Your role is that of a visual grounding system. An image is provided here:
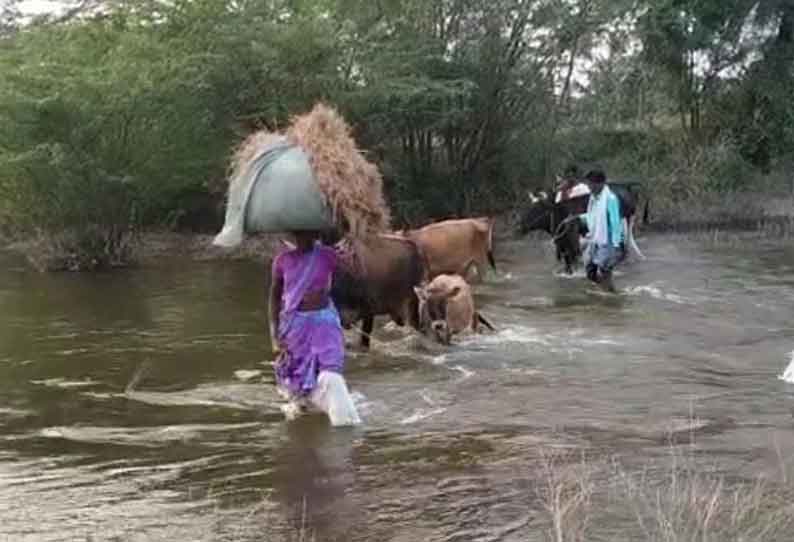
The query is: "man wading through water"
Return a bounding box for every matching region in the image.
[580,168,624,293]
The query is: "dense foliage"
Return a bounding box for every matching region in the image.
[0,0,792,267]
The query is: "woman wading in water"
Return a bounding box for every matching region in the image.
[269,230,361,426]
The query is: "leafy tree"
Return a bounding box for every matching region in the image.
[0,0,792,268]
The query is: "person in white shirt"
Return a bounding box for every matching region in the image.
[578,168,624,292]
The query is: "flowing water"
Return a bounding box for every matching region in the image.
[1,234,794,541]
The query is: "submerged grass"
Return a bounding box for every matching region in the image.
[531,426,794,542]
[607,460,794,542]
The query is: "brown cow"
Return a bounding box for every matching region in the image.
[401,217,496,283]
[414,274,494,345]
[330,234,427,349]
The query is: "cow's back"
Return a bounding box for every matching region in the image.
[408,218,492,278]
[333,234,424,314]
[359,234,425,302]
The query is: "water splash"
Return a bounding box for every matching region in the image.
[121,384,265,411]
[431,353,449,365]
[233,369,262,381]
[580,337,622,346]
[554,269,587,280]
[280,401,304,421]
[0,407,33,419]
[451,365,475,380]
[487,271,515,283]
[30,378,99,389]
[778,351,794,383]
[399,408,446,425]
[350,391,372,415]
[460,326,552,347]
[505,296,554,309]
[624,284,692,305]
[39,423,261,446]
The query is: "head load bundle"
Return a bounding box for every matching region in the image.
[213,103,391,247]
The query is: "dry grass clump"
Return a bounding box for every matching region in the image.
[287,103,390,235]
[191,485,316,542]
[535,447,595,542]
[531,438,794,542]
[608,456,794,542]
[15,226,137,271]
[226,103,390,239]
[229,131,286,181]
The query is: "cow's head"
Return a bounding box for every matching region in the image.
[414,284,461,345]
[520,191,554,235]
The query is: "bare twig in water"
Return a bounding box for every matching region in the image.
[125,361,152,394]
[610,449,794,542]
[533,406,794,542]
[536,447,594,542]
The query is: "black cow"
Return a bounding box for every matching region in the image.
[519,183,646,274]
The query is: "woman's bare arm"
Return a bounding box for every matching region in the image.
[269,269,284,350]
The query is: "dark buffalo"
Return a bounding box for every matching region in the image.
[331,234,426,349]
[519,183,647,273]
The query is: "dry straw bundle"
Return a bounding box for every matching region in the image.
[285,103,390,236]
[225,103,390,239]
[229,131,284,177]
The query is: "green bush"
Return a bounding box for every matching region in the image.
[0,0,791,267]
[0,14,234,268]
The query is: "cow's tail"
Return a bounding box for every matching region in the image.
[642,197,650,225]
[476,312,495,332]
[626,216,646,261]
[399,235,430,284]
[487,217,496,271]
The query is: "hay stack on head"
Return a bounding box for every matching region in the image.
[213,103,391,247]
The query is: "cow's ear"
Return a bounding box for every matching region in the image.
[447,286,461,298]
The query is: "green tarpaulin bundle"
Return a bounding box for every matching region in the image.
[213,104,390,247]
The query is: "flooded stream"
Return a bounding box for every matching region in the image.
[1,234,793,541]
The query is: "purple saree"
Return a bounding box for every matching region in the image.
[272,242,345,397]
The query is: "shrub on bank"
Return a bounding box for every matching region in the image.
[0,16,234,271]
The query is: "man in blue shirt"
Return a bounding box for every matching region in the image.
[580,168,624,292]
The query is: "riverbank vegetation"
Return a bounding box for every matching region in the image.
[1,0,792,270]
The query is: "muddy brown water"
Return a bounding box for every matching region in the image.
[1,234,794,541]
